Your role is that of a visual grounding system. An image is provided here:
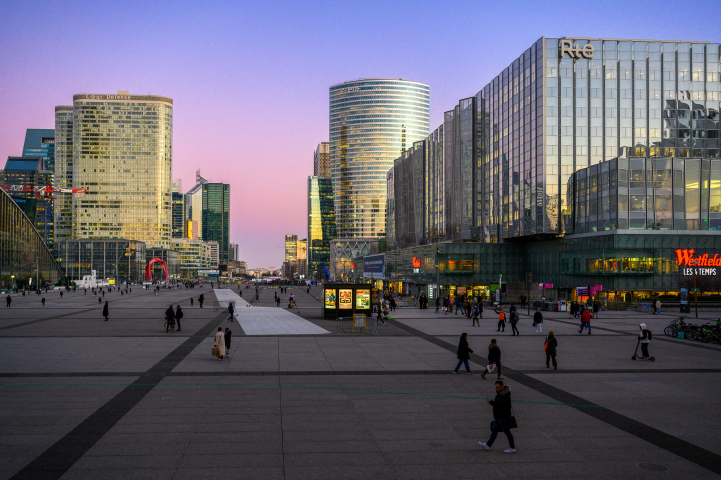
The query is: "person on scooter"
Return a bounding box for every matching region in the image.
[638,323,652,359]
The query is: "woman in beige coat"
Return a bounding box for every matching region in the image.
[215,327,226,360]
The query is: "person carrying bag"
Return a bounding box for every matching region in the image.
[479,380,517,453]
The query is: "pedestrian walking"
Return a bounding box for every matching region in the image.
[509,308,519,336]
[224,327,232,357]
[520,295,526,309]
[41,296,46,307]
[534,309,543,333]
[497,309,506,332]
[481,339,504,380]
[579,308,592,334]
[199,294,204,308]
[165,305,176,333]
[638,323,652,358]
[472,304,480,327]
[479,302,484,319]
[190,297,194,307]
[452,333,474,375]
[276,296,281,307]
[435,296,440,313]
[175,305,183,332]
[443,296,449,314]
[544,331,557,369]
[478,380,516,453]
[60,291,63,298]
[98,297,102,304]
[654,298,662,315]
[390,296,396,312]
[214,327,226,360]
[592,301,599,319]
[228,301,235,321]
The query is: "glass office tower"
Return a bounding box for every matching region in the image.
[382,37,721,299]
[285,234,298,262]
[54,106,74,240]
[22,129,55,172]
[329,79,430,238]
[54,92,173,247]
[0,157,54,249]
[201,183,230,262]
[0,187,61,288]
[308,176,336,278]
[476,38,720,241]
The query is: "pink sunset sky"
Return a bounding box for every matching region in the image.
[1,0,716,267]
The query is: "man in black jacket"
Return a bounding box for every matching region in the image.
[481,339,504,380]
[479,381,516,452]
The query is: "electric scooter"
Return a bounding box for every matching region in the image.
[631,339,655,361]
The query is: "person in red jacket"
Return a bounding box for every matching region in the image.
[579,308,592,334]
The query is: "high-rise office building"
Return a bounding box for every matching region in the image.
[329,79,430,238]
[171,192,185,238]
[0,157,54,249]
[54,92,173,247]
[383,37,721,302]
[229,242,239,261]
[201,183,230,262]
[186,170,208,240]
[313,142,330,177]
[284,234,298,262]
[22,129,55,172]
[54,106,73,240]
[307,176,336,279]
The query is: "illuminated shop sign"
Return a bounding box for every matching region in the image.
[560,40,594,59]
[412,257,421,268]
[675,249,719,275]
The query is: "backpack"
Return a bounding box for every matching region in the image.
[646,329,652,341]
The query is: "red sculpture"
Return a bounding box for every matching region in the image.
[145,258,169,282]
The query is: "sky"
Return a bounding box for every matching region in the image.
[1,0,719,267]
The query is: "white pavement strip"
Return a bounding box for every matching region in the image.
[213,289,330,335]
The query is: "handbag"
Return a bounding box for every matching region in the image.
[543,339,548,352]
[212,346,219,356]
[489,416,518,432]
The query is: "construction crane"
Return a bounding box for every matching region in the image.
[0,184,87,200]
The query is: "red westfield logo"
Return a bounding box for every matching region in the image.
[675,249,721,267]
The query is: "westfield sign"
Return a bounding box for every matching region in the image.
[675,249,719,275]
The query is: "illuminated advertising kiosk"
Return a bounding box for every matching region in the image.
[322,283,376,319]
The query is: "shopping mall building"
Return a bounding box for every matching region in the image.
[379,37,721,305]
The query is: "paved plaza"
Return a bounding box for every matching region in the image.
[0,285,720,479]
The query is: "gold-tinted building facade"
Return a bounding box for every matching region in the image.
[56,92,173,247]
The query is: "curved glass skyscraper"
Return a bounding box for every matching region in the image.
[329,79,429,238]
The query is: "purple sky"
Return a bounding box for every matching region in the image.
[1,0,718,267]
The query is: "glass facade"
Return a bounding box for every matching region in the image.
[285,234,298,262]
[391,37,721,245]
[55,93,173,248]
[170,238,214,278]
[382,37,721,295]
[313,142,330,177]
[54,106,74,240]
[201,183,230,262]
[0,157,54,250]
[308,176,337,278]
[0,187,61,289]
[55,238,145,283]
[22,129,55,172]
[171,191,185,238]
[571,157,721,232]
[330,79,430,238]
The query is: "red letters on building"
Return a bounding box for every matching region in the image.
[412,257,421,268]
[675,249,721,267]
